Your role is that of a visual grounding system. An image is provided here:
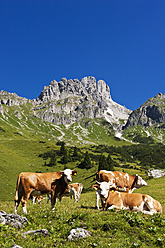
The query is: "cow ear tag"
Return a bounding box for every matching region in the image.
[73,172,77,175]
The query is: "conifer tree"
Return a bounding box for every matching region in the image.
[79,151,92,169]
[107,154,114,171]
[60,142,66,155]
[49,150,57,167]
[98,153,114,171]
[98,154,107,171]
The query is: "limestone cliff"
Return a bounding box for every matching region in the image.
[33,76,131,127]
[124,93,165,129]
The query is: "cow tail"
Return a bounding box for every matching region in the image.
[15,173,21,201]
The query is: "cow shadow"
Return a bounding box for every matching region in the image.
[80,205,97,210]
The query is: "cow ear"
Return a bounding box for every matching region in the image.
[59,171,64,176]
[92,184,99,190]
[72,170,77,176]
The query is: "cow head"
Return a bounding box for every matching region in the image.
[63,169,77,184]
[92,181,111,199]
[135,174,147,189]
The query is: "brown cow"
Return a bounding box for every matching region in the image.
[94,170,147,209]
[93,182,162,215]
[14,169,77,213]
[59,183,83,202]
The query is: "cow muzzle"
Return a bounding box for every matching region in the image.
[64,177,72,184]
[100,194,107,199]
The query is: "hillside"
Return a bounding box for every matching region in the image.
[0,81,165,247]
[122,93,165,143]
[0,79,165,201]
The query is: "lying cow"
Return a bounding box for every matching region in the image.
[14,169,77,213]
[94,170,147,209]
[93,182,162,215]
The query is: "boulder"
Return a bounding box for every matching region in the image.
[147,169,165,178]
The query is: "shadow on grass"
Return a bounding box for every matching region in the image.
[80,205,98,210]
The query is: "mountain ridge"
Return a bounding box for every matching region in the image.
[0,76,164,145]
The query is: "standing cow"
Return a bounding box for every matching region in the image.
[94,170,147,209]
[59,183,83,202]
[14,169,77,213]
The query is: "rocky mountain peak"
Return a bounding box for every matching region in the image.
[124,93,165,129]
[0,90,28,106]
[33,76,131,127]
[36,76,111,104]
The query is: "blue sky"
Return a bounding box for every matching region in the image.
[1,0,165,110]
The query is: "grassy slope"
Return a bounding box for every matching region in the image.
[0,107,128,201]
[0,189,164,248]
[0,103,165,247]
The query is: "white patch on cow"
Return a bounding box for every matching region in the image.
[117,192,121,198]
[14,207,17,213]
[96,191,100,209]
[101,170,114,177]
[63,169,73,183]
[70,187,78,202]
[119,172,123,177]
[136,175,147,188]
[142,196,157,215]
[99,182,110,199]
[124,173,129,182]
[109,178,116,188]
[123,187,127,192]
[107,205,117,210]
[32,196,36,204]
[23,206,27,214]
[132,201,144,212]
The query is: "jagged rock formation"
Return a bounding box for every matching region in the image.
[0,90,28,106]
[33,76,131,127]
[124,93,165,129]
[0,79,164,145]
[0,90,29,116]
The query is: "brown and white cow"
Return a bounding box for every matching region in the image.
[30,195,43,204]
[93,182,162,215]
[94,170,147,209]
[59,183,83,202]
[14,169,77,213]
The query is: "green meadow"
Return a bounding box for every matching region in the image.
[0,110,165,247]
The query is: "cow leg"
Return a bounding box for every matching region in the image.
[101,198,105,209]
[21,190,33,214]
[51,192,56,211]
[107,205,118,211]
[74,194,78,202]
[20,196,28,214]
[96,191,100,209]
[14,195,22,213]
[47,194,50,204]
[32,196,37,204]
